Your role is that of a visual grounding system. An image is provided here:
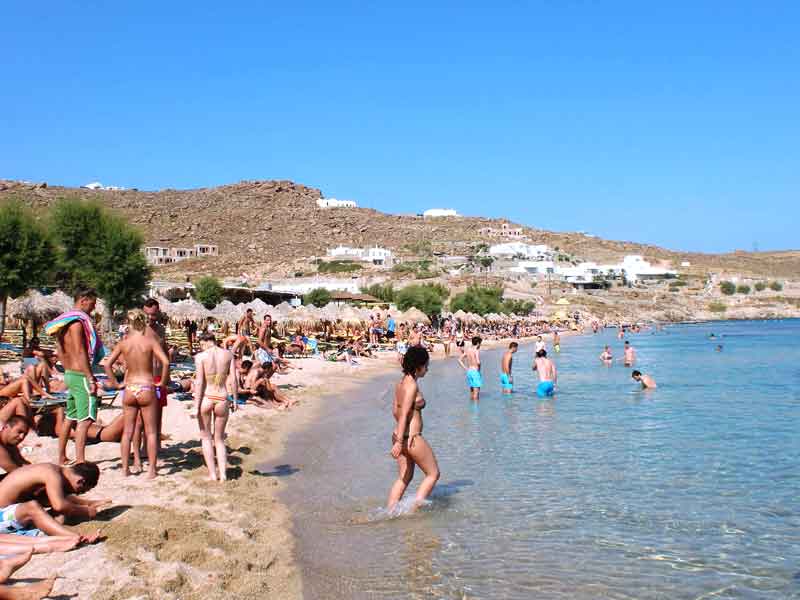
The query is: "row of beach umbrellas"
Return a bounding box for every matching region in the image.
[7,292,570,331]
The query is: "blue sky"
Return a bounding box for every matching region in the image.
[2,2,798,253]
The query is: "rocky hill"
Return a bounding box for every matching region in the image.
[2,179,799,281]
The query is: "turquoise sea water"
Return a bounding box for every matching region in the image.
[280,320,800,599]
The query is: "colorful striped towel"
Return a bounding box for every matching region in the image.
[44,311,106,366]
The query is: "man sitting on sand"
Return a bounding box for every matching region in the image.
[0,462,105,542]
[631,370,657,389]
[0,417,31,475]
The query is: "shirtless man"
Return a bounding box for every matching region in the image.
[458,337,482,401]
[142,298,169,450]
[623,341,637,366]
[0,462,105,542]
[533,349,557,398]
[552,331,561,353]
[632,370,656,389]
[55,288,100,466]
[599,345,613,364]
[500,342,518,394]
[237,308,256,338]
[257,314,274,351]
[0,417,31,475]
[104,309,170,478]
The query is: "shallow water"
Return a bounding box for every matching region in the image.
[280,320,800,599]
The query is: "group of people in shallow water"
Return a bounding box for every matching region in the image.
[387,326,663,512]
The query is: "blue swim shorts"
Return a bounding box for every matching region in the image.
[500,373,513,391]
[536,381,555,398]
[466,369,483,389]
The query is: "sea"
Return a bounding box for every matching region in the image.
[278,320,800,599]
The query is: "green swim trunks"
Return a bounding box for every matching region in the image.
[64,370,97,422]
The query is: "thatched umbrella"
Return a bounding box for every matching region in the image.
[172,299,212,322]
[246,298,270,320]
[210,300,241,324]
[402,307,431,325]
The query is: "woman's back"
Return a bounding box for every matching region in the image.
[122,333,156,381]
[199,346,232,394]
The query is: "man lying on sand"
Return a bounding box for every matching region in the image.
[0,462,105,543]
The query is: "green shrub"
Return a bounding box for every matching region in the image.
[361,283,395,303]
[754,281,767,292]
[450,285,506,315]
[317,260,362,274]
[195,276,223,308]
[303,288,332,307]
[719,281,736,295]
[708,302,727,313]
[391,263,417,274]
[395,284,447,316]
[736,285,751,295]
[769,281,783,291]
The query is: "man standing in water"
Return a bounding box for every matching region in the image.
[632,370,657,389]
[54,288,101,465]
[623,341,637,366]
[499,342,518,394]
[552,331,561,353]
[458,336,482,400]
[142,298,169,450]
[532,349,557,398]
[534,336,546,353]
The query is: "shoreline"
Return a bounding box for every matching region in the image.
[6,334,558,598]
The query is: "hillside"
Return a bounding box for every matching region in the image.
[2,179,799,281]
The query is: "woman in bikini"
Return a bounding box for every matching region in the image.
[194,332,237,482]
[387,346,440,512]
[104,310,169,478]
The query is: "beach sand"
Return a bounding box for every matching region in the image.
[5,337,540,598]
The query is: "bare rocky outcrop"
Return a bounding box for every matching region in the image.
[2,178,799,281]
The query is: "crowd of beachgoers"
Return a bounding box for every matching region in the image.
[0,287,587,597]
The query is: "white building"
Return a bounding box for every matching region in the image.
[423,208,460,218]
[270,278,362,295]
[316,198,357,209]
[479,222,526,239]
[82,181,125,191]
[143,243,219,266]
[326,245,393,266]
[489,242,552,260]
[618,255,676,281]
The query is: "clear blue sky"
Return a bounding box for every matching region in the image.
[3,2,798,253]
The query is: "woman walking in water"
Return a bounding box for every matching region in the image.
[387,346,440,512]
[104,310,169,478]
[194,332,237,481]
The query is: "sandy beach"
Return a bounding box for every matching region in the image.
[2,335,538,599]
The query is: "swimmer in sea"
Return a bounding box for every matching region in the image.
[533,349,557,398]
[623,341,636,366]
[716,345,723,352]
[631,370,657,389]
[500,342,518,394]
[599,345,613,364]
[387,346,440,512]
[552,331,561,353]
[457,337,482,401]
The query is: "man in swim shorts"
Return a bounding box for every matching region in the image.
[458,336,482,400]
[623,341,637,366]
[500,342,518,394]
[631,370,657,389]
[533,349,557,397]
[55,288,100,466]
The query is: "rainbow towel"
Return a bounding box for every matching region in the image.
[44,311,105,366]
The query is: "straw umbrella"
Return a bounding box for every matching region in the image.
[402,307,431,325]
